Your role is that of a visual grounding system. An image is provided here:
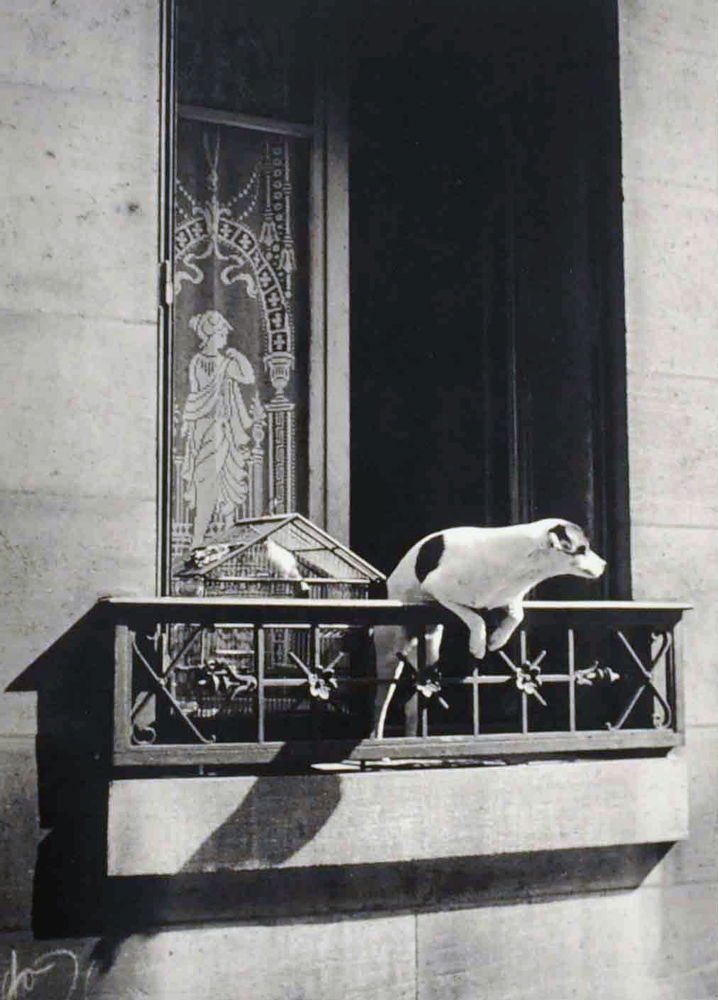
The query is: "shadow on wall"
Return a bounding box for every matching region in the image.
[104,841,674,929]
[181,771,343,871]
[6,607,672,971]
[5,606,351,939]
[7,607,114,939]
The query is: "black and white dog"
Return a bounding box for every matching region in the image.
[373,518,606,736]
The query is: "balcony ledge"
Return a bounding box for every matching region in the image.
[107,752,688,876]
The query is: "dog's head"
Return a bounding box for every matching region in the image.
[546,521,606,580]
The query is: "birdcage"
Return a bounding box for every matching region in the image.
[175,513,383,599]
[166,515,384,737]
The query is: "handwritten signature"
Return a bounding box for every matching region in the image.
[1,949,79,1000]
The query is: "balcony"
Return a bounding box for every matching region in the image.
[106,596,689,769]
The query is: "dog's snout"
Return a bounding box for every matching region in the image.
[578,550,606,579]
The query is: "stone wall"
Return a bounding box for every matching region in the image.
[0,0,159,928]
[0,0,159,734]
[619,0,718,993]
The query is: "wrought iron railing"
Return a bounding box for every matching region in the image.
[106,597,688,768]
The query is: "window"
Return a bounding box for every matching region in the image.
[134,0,686,771]
[160,0,349,592]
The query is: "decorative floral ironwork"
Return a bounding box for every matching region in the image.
[575,661,620,686]
[498,649,548,706]
[195,659,258,699]
[288,650,342,702]
[414,662,447,704]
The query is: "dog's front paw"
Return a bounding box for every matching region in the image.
[469,635,487,659]
[487,630,509,652]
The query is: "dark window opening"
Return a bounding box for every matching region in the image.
[349,0,631,599]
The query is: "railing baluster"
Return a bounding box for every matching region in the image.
[310,624,320,745]
[161,624,170,676]
[114,624,134,753]
[418,624,428,738]
[568,627,576,732]
[666,630,677,730]
[255,624,265,743]
[520,630,528,734]
[200,624,210,666]
[672,619,685,738]
[472,666,480,736]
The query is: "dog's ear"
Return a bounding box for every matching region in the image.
[548,523,572,552]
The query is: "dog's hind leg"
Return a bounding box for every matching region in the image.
[374,647,408,740]
[372,624,409,738]
[372,624,444,738]
[424,623,444,666]
[402,623,443,737]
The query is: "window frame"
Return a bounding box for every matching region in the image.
[146,1,683,775]
[157,0,350,595]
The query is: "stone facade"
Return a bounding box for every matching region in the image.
[0,1,715,997]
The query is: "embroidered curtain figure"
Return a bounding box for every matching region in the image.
[170,119,309,581]
[181,310,259,548]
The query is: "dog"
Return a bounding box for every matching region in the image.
[372,518,606,737]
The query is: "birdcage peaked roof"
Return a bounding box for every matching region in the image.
[176,513,385,583]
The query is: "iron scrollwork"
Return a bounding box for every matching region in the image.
[607,630,673,731]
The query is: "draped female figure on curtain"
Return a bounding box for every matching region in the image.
[181,309,258,548]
